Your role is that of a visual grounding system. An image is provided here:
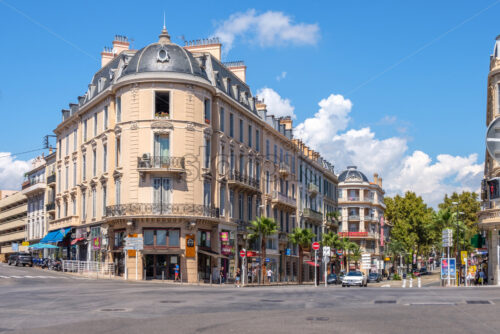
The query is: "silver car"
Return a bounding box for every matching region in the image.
[342,271,368,287]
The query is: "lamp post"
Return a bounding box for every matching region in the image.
[257,204,265,285]
[452,201,459,286]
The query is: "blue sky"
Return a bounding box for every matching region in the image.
[0,0,496,205]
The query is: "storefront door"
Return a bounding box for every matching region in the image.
[198,253,212,280]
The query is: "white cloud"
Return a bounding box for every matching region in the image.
[213,9,320,54]
[276,71,287,82]
[0,153,31,190]
[288,92,483,207]
[257,87,296,119]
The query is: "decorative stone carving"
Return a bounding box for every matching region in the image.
[151,121,174,130]
[186,122,195,131]
[130,122,138,130]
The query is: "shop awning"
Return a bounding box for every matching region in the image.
[28,243,58,249]
[305,261,319,267]
[71,237,85,245]
[40,227,72,243]
[198,249,228,259]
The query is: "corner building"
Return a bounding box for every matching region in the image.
[51,27,338,282]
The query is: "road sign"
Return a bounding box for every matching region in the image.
[12,243,18,252]
[312,242,320,251]
[441,258,456,279]
[240,250,246,257]
[124,237,143,250]
[323,246,331,257]
[461,251,468,265]
[22,241,29,246]
[265,258,270,263]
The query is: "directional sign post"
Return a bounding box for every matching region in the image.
[312,242,320,287]
[323,246,331,287]
[124,237,144,280]
[240,248,246,286]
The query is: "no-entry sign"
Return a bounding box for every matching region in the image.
[240,250,246,257]
[312,242,320,251]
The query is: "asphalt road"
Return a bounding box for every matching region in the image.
[1,263,499,334]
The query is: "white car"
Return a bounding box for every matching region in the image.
[342,271,368,287]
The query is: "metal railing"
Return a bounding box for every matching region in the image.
[46,202,55,211]
[106,203,220,218]
[307,183,319,193]
[347,196,360,201]
[137,155,185,170]
[278,163,290,175]
[228,171,260,189]
[47,174,56,184]
[272,191,296,207]
[62,260,115,276]
[348,215,360,221]
[302,208,322,221]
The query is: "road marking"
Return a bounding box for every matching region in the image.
[23,276,35,278]
[10,276,22,278]
[0,275,9,278]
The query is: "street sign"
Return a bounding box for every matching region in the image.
[461,251,468,265]
[240,250,246,257]
[12,243,18,252]
[312,242,320,251]
[323,246,331,257]
[21,241,29,246]
[265,258,270,263]
[286,248,291,256]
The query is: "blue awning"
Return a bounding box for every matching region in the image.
[40,228,72,243]
[29,243,59,249]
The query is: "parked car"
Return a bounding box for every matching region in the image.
[327,273,342,285]
[419,268,430,276]
[7,253,33,267]
[368,272,382,283]
[342,271,367,287]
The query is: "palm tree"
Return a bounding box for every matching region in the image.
[289,227,316,284]
[346,241,359,272]
[385,240,406,274]
[322,231,341,273]
[351,246,362,270]
[248,217,278,284]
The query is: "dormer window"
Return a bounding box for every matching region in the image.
[155,91,170,119]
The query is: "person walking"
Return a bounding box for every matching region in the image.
[235,268,241,287]
[174,264,180,282]
[267,268,273,284]
[220,267,225,284]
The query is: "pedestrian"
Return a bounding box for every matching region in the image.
[479,270,485,286]
[267,268,273,283]
[235,268,241,287]
[174,264,180,282]
[252,268,257,283]
[220,267,225,284]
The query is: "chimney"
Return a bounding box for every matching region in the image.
[184,37,222,61]
[49,147,53,154]
[101,46,114,68]
[378,177,383,188]
[373,173,379,186]
[279,117,293,130]
[112,35,130,55]
[224,61,247,83]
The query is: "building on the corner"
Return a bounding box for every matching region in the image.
[0,191,28,261]
[337,166,386,272]
[478,35,500,286]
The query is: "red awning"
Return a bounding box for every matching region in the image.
[71,237,85,245]
[305,261,319,267]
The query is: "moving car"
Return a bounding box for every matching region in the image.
[7,253,33,267]
[342,271,367,287]
[368,272,382,283]
[327,273,343,285]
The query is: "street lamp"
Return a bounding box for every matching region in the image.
[452,201,463,286]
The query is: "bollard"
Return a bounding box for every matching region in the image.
[181,271,183,285]
[125,267,128,281]
[402,278,406,288]
[409,278,413,288]
[418,277,421,288]
[144,270,146,281]
[162,271,164,282]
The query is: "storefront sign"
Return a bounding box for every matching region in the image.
[461,251,468,265]
[246,251,259,257]
[186,234,195,258]
[221,245,233,255]
[12,243,18,251]
[92,237,101,250]
[220,232,229,242]
[21,241,29,246]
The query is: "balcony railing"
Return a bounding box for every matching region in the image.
[271,191,296,208]
[137,155,185,171]
[347,196,360,201]
[46,202,55,211]
[348,215,360,221]
[228,171,260,190]
[308,183,319,195]
[47,174,56,185]
[106,203,219,218]
[338,231,368,238]
[303,208,322,222]
[278,163,290,176]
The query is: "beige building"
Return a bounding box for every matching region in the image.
[478,35,500,286]
[337,166,385,271]
[0,190,28,260]
[50,26,338,282]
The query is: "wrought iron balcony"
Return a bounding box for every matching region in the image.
[137,155,185,173]
[278,163,290,176]
[302,208,322,222]
[106,203,219,219]
[348,215,360,221]
[271,191,296,210]
[47,174,56,185]
[46,202,55,212]
[307,183,319,196]
[227,171,260,193]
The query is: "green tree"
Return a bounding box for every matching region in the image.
[351,245,362,270]
[322,231,341,273]
[248,217,278,284]
[384,240,406,272]
[289,227,316,284]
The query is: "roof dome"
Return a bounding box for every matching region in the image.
[338,166,369,183]
[122,28,207,79]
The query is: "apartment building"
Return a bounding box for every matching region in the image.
[478,35,500,285]
[0,191,28,260]
[48,26,338,282]
[337,166,385,271]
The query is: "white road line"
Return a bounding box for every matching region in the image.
[10,276,22,278]
[0,275,9,278]
[23,276,35,278]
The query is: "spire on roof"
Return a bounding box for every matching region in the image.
[159,14,171,44]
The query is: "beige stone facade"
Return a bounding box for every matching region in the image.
[48,27,339,282]
[0,191,28,259]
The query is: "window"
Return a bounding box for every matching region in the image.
[219,145,225,174]
[247,195,252,221]
[274,144,277,163]
[104,106,108,129]
[82,192,86,219]
[115,179,121,205]
[72,197,76,215]
[93,113,98,136]
[64,200,68,217]
[144,230,154,246]
[292,184,295,199]
[204,138,211,169]
[256,130,260,152]
[73,162,76,187]
[57,169,61,193]
[239,119,243,142]
[248,158,253,178]
[58,140,61,159]
[114,230,125,248]
[498,83,500,114]
[248,125,252,147]
[154,134,169,167]
[102,185,107,216]
[116,96,121,122]
[280,148,283,163]
[83,120,87,142]
[219,107,224,132]
[169,230,180,247]
[92,188,96,218]
[229,190,234,218]
[229,113,234,137]
[197,230,211,248]
[115,138,121,167]
[256,162,260,182]
[152,178,172,210]
[266,171,270,193]
[65,135,69,156]
[92,149,97,176]
[73,129,77,151]
[144,229,180,247]
[156,230,167,245]
[203,181,211,207]
[238,194,243,220]
[291,156,295,174]
[65,166,69,190]
[154,91,170,118]
[204,99,210,124]
[239,154,244,175]
[266,140,270,160]
[230,150,235,172]
[103,144,107,172]
[220,185,225,216]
